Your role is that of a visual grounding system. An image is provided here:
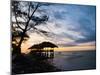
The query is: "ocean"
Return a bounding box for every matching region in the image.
[48,50,96,71]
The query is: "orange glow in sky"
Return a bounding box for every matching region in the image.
[21,43,95,53]
[21,33,96,53]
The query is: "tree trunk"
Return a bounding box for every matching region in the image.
[15,3,39,54]
[17,29,26,54]
[15,47,21,54]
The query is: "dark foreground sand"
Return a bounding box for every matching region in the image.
[12,53,61,74]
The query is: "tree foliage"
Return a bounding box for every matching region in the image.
[11,1,50,54]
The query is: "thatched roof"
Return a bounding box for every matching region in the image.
[28,41,58,49]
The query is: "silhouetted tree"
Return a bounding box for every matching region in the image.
[12,1,49,54]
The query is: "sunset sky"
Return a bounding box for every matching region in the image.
[17,2,96,53]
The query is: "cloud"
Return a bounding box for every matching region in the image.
[30,2,96,47]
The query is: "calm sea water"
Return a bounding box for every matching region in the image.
[49,50,96,71]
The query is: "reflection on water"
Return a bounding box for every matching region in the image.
[48,50,96,71]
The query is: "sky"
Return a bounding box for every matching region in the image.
[20,2,96,52]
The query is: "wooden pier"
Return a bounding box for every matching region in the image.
[28,42,58,59]
[30,49,54,59]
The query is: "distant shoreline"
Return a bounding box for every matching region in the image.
[53,49,96,52]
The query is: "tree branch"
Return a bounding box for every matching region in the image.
[25,3,40,32]
[14,14,24,31]
[17,3,40,48]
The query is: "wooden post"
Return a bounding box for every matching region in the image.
[50,49,54,58]
[47,50,48,58]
